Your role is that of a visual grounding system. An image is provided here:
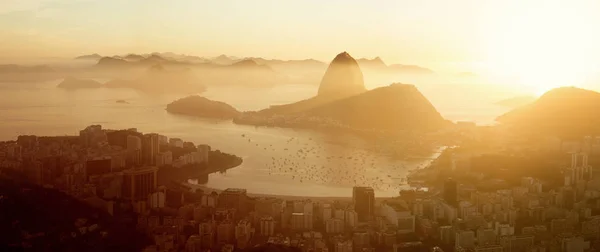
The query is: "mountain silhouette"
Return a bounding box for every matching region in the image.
[75,53,102,60]
[357,57,387,69]
[57,77,102,89]
[317,51,366,99]
[212,54,235,65]
[96,57,129,67]
[306,83,447,131]
[124,54,145,61]
[497,87,600,137]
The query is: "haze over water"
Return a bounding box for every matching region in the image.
[0,79,510,197]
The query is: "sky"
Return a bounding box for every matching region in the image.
[1,0,600,90]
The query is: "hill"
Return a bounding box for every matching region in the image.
[57,77,103,89]
[357,57,387,70]
[96,57,129,67]
[305,83,447,131]
[317,51,367,99]
[74,53,102,60]
[166,95,240,119]
[497,87,600,137]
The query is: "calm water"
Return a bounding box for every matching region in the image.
[0,80,510,197]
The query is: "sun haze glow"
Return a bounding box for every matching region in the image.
[479,0,600,94]
[0,0,599,93]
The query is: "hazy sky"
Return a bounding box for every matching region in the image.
[1,0,600,84]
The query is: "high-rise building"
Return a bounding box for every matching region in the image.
[122,166,158,201]
[142,133,160,165]
[352,186,375,221]
[235,219,252,249]
[197,144,211,164]
[218,188,248,216]
[335,240,353,252]
[291,213,305,231]
[444,178,458,207]
[325,218,344,234]
[185,235,202,252]
[199,220,215,249]
[352,231,370,251]
[259,216,275,236]
[79,125,106,147]
[127,135,142,166]
[455,230,475,250]
[217,220,234,245]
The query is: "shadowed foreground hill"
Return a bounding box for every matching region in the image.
[497,87,600,137]
[306,83,447,131]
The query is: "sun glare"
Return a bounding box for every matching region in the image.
[480,0,599,95]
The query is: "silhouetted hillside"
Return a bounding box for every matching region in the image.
[357,57,387,70]
[497,87,600,137]
[317,51,366,99]
[229,59,273,71]
[306,83,447,131]
[75,53,102,60]
[57,77,103,89]
[166,95,240,119]
[96,57,129,67]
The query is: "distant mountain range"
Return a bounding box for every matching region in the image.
[234,52,447,131]
[497,87,600,137]
[76,52,432,73]
[357,57,434,74]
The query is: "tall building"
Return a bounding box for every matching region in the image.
[259,216,275,236]
[122,166,158,201]
[325,218,344,234]
[197,144,211,164]
[199,220,215,249]
[185,235,202,252]
[79,125,106,147]
[142,133,160,165]
[127,135,142,166]
[217,220,234,245]
[567,152,593,185]
[291,213,305,231]
[562,187,576,210]
[352,231,370,251]
[352,186,375,221]
[235,219,252,249]
[455,230,475,250]
[444,178,458,207]
[335,240,353,252]
[218,188,248,216]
